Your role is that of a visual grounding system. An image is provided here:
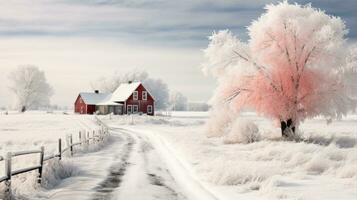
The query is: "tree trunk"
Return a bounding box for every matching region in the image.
[21,106,26,113]
[281,121,288,137]
[281,118,295,138]
[286,119,296,133]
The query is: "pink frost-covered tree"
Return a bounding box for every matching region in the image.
[203,2,357,138]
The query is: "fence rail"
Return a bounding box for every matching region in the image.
[0,176,6,182]
[0,116,109,200]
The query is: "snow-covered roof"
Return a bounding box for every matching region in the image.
[79,92,111,105]
[79,81,153,105]
[96,94,123,105]
[96,101,122,106]
[111,82,142,102]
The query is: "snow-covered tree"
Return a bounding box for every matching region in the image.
[203,2,357,138]
[8,66,53,112]
[91,70,169,110]
[91,70,149,93]
[169,91,188,111]
[144,78,169,110]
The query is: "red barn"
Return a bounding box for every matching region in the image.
[74,91,111,114]
[74,82,155,115]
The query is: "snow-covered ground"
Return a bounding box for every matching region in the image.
[1,111,357,200]
[0,111,100,198]
[0,111,98,154]
[102,113,357,200]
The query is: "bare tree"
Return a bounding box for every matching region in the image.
[169,91,188,111]
[144,78,169,110]
[91,70,148,93]
[8,66,53,112]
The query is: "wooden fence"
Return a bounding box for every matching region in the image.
[0,116,109,200]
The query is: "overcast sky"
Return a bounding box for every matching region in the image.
[0,0,356,108]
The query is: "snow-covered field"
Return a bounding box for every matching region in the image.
[0,111,101,198]
[102,113,357,200]
[1,111,357,200]
[0,111,99,153]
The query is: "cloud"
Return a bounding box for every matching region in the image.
[0,0,356,47]
[0,1,268,47]
[0,0,356,107]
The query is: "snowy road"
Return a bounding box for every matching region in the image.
[37,124,219,200]
[92,127,187,200]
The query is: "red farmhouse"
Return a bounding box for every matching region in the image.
[74,82,155,115]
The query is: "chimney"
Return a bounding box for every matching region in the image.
[95,90,99,94]
[128,81,132,84]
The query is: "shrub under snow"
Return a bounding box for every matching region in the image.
[224,119,260,144]
[205,106,235,138]
[42,159,81,189]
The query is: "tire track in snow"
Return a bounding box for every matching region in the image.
[91,126,216,200]
[117,127,220,200]
[91,131,135,200]
[104,127,186,200]
[139,138,186,200]
[92,128,186,200]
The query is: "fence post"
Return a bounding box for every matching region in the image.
[87,132,90,145]
[65,135,70,157]
[92,130,95,142]
[70,134,73,156]
[83,131,87,148]
[38,146,44,184]
[79,131,82,146]
[4,152,12,200]
[58,138,62,160]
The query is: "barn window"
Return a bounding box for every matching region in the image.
[133,91,138,100]
[133,105,139,113]
[142,91,147,100]
[147,105,153,114]
[127,105,132,114]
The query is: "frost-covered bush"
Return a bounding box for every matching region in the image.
[337,163,357,179]
[0,159,80,199]
[304,155,330,174]
[42,159,81,189]
[205,106,235,138]
[224,119,260,144]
